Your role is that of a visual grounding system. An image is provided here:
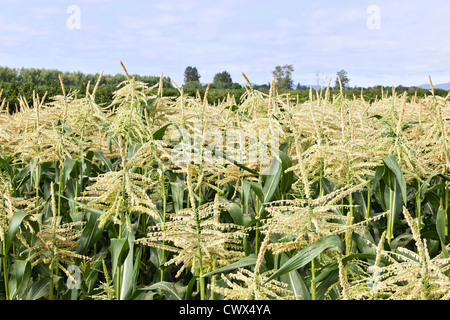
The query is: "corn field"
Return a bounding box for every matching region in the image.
[1,64,449,301]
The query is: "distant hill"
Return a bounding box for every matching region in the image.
[418,82,450,90]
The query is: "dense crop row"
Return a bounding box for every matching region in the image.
[0,66,449,300]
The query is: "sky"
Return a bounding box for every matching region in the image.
[1,0,450,88]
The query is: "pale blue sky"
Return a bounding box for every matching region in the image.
[1,0,450,87]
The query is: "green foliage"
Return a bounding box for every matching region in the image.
[335,69,350,89]
[183,66,200,83]
[212,71,233,89]
[182,81,202,90]
[273,64,294,90]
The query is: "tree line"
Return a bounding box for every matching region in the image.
[1,65,447,114]
[183,66,242,90]
[0,66,174,87]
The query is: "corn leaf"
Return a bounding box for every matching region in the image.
[110,238,130,279]
[141,281,186,300]
[203,254,257,277]
[382,154,407,204]
[266,235,343,282]
[13,259,32,298]
[279,253,311,300]
[436,205,449,258]
[6,210,30,253]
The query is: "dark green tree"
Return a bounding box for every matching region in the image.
[184,66,201,84]
[0,67,18,82]
[212,71,232,89]
[272,64,294,90]
[334,70,350,90]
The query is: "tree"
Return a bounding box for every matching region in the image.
[334,70,350,90]
[213,71,232,89]
[184,66,201,84]
[272,64,294,90]
[0,67,18,82]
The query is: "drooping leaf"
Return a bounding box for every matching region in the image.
[382,154,407,205]
[6,210,30,253]
[140,281,186,300]
[266,235,343,282]
[222,200,244,226]
[92,150,113,172]
[244,181,263,204]
[203,254,257,277]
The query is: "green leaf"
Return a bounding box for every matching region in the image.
[244,181,264,203]
[383,179,403,240]
[222,201,244,226]
[0,155,14,179]
[64,180,82,223]
[62,158,77,185]
[14,259,32,298]
[153,123,172,140]
[6,210,30,253]
[120,232,135,300]
[203,254,257,277]
[266,235,343,282]
[83,150,95,177]
[370,165,385,192]
[76,210,104,255]
[262,156,282,204]
[278,145,294,195]
[437,173,450,182]
[418,173,439,200]
[382,154,407,205]
[169,173,186,214]
[141,281,186,300]
[279,253,310,300]
[92,150,113,172]
[313,253,390,284]
[436,205,449,258]
[0,155,18,192]
[204,145,258,175]
[25,278,49,300]
[241,179,251,217]
[127,143,141,159]
[57,192,105,216]
[110,238,130,279]
[184,275,198,300]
